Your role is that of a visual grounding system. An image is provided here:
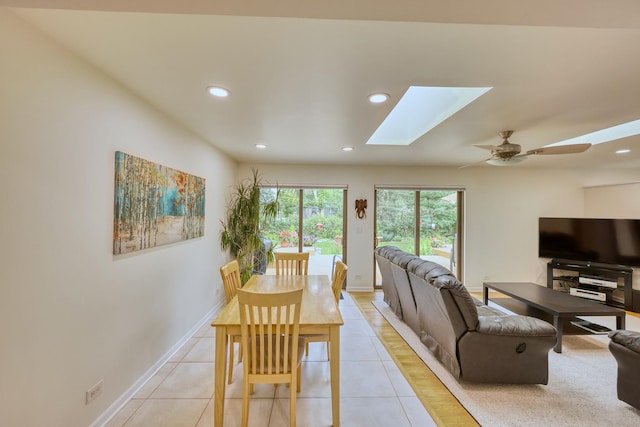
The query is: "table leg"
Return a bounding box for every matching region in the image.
[214,326,228,427]
[617,314,625,330]
[553,316,563,353]
[329,325,340,427]
[483,285,489,305]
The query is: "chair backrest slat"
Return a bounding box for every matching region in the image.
[275,252,309,276]
[220,260,242,303]
[331,261,348,303]
[238,288,303,376]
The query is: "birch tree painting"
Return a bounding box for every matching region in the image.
[113,151,206,254]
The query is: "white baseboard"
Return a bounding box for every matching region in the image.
[91,302,224,427]
[346,283,375,292]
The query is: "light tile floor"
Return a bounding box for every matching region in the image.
[105,292,437,426]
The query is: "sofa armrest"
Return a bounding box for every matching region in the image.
[609,330,640,354]
[459,317,557,384]
[477,315,557,337]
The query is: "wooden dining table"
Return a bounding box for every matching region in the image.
[211,274,344,426]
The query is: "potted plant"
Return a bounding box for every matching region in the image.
[278,230,295,247]
[303,234,317,247]
[220,169,278,284]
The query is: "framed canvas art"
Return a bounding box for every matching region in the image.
[113,151,206,254]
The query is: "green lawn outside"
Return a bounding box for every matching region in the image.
[313,239,341,255]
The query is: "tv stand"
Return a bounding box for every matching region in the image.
[546,259,634,311]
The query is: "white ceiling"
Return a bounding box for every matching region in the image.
[6,0,640,169]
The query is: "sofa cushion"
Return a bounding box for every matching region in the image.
[432,275,479,331]
[478,315,557,337]
[609,330,640,354]
[477,304,508,317]
[390,252,417,268]
[413,260,453,279]
[406,257,428,273]
[376,245,400,258]
[426,265,455,281]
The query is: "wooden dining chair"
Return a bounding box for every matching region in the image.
[237,288,304,427]
[303,261,347,358]
[331,260,348,303]
[275,251,309,276]
[219,260,243,384]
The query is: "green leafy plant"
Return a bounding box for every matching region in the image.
[220,169,279,284]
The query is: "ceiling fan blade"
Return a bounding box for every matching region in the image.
[459,158,492,169]
[526,143,592,156]
[472,144,498,151]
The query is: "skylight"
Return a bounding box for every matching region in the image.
[545,119,640,147]
[366,86,492,146]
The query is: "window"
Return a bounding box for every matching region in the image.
[374,188,464,286]
[261,187,347,279]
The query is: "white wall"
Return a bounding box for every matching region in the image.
[237,164,588,291]
[585,182,640,218]
[584,182,640,291]
[0,9,234,427]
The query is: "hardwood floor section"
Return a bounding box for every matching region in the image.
[350,292,479,427]
[353,290,639,427]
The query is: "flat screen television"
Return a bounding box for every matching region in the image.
[539,217,640,267]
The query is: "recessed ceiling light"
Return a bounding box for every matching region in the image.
[207,86,230,97]
[342,146,354,151]
[368,93,389,104]
[366,86,492,146]
[255,144,267,149]
[616,149,631,154]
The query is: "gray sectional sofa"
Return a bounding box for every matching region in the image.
[375,246,557,384]
[609,329,640,409]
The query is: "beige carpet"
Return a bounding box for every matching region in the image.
[373,300,640,427]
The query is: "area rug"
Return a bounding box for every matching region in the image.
[372,300,640,427]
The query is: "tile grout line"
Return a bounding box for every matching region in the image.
[120,360,182,427]
[350,292,479,427]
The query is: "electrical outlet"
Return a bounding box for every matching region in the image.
[86,379,103,404]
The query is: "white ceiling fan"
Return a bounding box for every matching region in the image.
[462,130,591,167]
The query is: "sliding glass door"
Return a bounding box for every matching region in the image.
[261,187,346,278]
[374,188,463,286]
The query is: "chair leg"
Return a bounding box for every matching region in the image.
[305,342,309,357]
[291,372,298,427]
[296,365,302,393]
[325,342,330,360]
[227,339,235,384]
[241,378,250,427]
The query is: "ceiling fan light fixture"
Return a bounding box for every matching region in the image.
[486,157,525,166]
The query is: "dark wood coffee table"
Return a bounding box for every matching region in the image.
[483,282,626,353]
